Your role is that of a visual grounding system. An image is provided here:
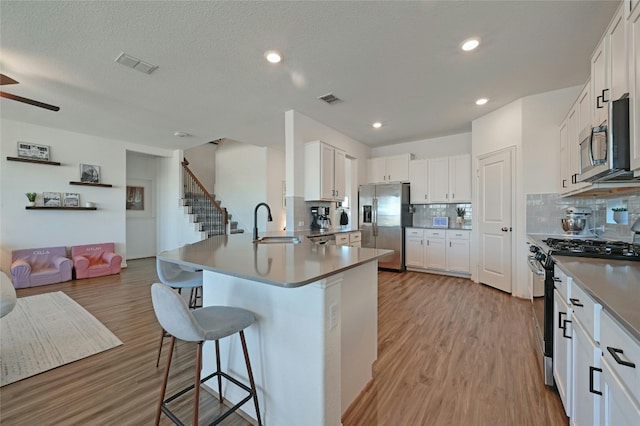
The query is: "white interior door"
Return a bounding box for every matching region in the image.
[478,149,513,293]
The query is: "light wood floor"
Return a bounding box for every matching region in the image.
[0,259,568,425]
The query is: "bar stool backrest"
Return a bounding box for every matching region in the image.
[151,283,205,342]
[156,260,202,288]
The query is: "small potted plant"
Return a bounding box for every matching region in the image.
[25,192,37,207]
[456,207,466,225]
[612,207,628,224]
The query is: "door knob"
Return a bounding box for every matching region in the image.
[501,227,508,232]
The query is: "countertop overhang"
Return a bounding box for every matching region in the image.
[157,233,393,288]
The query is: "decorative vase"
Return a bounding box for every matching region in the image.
[613,211,628,224]
[27,201,35,207]
[456,216,464,225]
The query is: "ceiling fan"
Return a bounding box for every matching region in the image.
[0,73,60,111]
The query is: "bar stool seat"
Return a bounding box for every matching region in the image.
[151,283,262,426]
[155,259,204,366]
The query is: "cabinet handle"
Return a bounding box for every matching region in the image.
[452,193,455,199]
[558,311,566,329]
[449,241,452,247]
[562,179,567,188]
[553,277,561,282]
[607,347,637,368]
[601,88,609,103]
[562,320,572,339]
[589,367,602,395]
[569,298,583,307]
[446,193,449,199]
[596,94,604,109]
[427,240,430,246]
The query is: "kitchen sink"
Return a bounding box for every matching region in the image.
[254,236,301,244]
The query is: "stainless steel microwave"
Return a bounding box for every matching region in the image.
[578,96,631,182]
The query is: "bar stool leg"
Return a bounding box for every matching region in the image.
[156,328,166,368]
[156,336,175,426]
[215,339,223,402]
[240,330,262,426]
[194,341,203,426]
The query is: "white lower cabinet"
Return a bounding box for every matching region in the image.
[405,228,425,268]
[424,230,446,270]
[348,231,361,247]
[600,357,640,426]
[405,228,470,276]
[572,317,601,426]
[558,265,640,426]
[445,230,470,273]
[554,288,573,417]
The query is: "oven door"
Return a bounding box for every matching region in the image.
[528,255,554,386]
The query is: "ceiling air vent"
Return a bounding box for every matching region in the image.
[318,93,342,105]
[114,52,158,75]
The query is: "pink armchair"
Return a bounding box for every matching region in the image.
[11,246,73,288]
[71,243,122,279]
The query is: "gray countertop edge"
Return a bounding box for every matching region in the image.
[156,249,392,288]
[551,255,640,343]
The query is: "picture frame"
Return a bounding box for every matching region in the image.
[43,192,61,207]
[17,142,50,161]
[63,192,80,207]
[80,164,100,183]
[126,186,144,211]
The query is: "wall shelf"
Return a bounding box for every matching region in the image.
[25,206,97,211]
[7,156,61,166]
[69,181,113,188]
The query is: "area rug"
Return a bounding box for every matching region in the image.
[0,291,122,386]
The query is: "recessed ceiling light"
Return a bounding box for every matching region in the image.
[475,98,488,106]
[461,38,480,52]
[264,50,282,64]
[372,122,382,129]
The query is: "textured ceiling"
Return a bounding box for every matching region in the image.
[0,1,619,150]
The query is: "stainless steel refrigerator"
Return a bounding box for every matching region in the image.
[358,182,412,271]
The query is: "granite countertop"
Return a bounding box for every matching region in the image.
[552,256,640,342]
[156,232,392,288]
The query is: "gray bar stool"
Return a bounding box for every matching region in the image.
[150,283,262,426]
[155,259,203,367]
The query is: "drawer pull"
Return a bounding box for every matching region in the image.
[562,320,572,339]
[589,366,602,395]
[558,311,566,329]
[569,298,583,307]
[607,347,636,368]
[553,277,561,282]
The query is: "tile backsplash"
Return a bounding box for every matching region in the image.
[527,193,640,241]
[412,203,472,228]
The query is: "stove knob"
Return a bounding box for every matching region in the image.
[535,252,546,263]
[529,245,539,253]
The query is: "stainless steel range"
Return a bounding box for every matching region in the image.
[528,236,640,387]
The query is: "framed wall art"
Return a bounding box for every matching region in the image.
[63,193,80,207]
[17,142,50,161]
[126,186,144,210]
[43,192,61,207]
[80,164,100,183]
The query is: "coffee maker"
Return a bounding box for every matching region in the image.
[310,206,331,231]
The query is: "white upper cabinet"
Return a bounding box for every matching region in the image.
[304,140,346,201]
[367,154,412,183]
[591,4,627,127]
[409,159,428,204]
[630,2,640,173]
[449,154,472,202]
[428,155,471,203]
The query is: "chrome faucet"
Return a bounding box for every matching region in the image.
[253,202,273,241]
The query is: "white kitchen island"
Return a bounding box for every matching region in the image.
[156,233,392,426]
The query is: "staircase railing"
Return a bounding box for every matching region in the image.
[181,158,228,236]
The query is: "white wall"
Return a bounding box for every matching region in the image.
[184,142,217,194]
[522,85,582,194]
[0,118,176,273]
[215,142,285,234]
[471,86,583,298]
[126,151,158,259]
[371,132,471,158]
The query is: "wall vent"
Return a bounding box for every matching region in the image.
[318,93,342,105]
